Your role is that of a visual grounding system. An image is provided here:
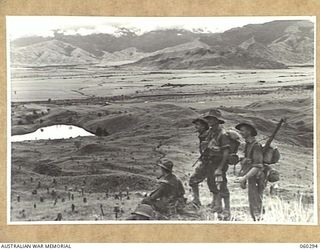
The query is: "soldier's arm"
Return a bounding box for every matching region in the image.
[142,182,168,205]
[217,134,230,171]
[242,144,263,180]
[217,148,229,171]
[148,181,169,200]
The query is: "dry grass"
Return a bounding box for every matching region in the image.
[262,195,314,224]
[11,185,315,223]
[194,194,315,224]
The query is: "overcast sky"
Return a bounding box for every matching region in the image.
[6,16,315,40]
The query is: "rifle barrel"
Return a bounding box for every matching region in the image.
[264,118,284,150]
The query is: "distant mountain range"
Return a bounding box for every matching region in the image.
[10,20,314,69]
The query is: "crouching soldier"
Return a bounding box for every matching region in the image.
[142,158,186,217]
[126,204,155,220]
[235,122,265,221]
[189,117,210,208]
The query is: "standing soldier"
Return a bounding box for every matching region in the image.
[203,109,231,219]
[235,122,265,221]
[189,117,210,207]
[141,158,186,217]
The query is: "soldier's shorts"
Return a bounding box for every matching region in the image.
[189,161,215,193]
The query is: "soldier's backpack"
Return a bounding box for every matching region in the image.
[217,129,241,165]
[263,146,280,164]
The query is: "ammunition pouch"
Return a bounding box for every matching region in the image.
[264,165,280,183]
[268,169,280,182]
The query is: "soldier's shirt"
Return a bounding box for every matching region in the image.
[244,138,264,169]
[202,127,230,157]
[149,173,185,201]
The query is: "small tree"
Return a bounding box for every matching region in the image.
[95,127,103,136]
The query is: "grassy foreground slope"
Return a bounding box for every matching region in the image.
[11,94,314,222]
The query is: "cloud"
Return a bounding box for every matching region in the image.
[6,16,315,40]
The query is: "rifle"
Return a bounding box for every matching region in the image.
[263,118,285,164]
[191,147,210,168]
[191,157,201,168]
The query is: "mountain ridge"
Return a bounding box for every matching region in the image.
[10,20,314,69]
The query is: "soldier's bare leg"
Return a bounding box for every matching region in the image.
[208,169,222,213]
[218,176,231,220]
[189,163,207,207]
[248,176,264,221]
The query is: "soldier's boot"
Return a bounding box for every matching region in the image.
[191,185,201,208]
[210,193,223,213]
[219,196,231,221]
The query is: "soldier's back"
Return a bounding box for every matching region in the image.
[164,174,185,198]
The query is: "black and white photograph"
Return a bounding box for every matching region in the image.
[7,16,316,224]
